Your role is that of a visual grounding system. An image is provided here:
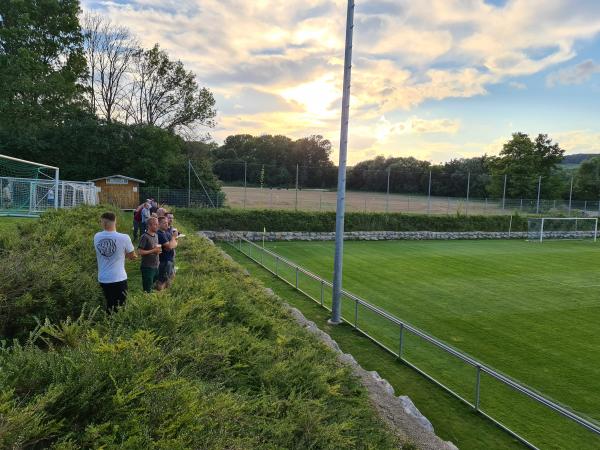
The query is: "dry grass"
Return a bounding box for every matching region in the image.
[222,186,508,215]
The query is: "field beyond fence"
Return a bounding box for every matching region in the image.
[223,186,600,216]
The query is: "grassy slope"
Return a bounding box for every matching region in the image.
[0,211,397,449]
[235,239,600,449]
[221,243,525,450]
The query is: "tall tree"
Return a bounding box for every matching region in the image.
[82,13,139,122]
[575,157,600,200]
[124,44,216,134]
[488,133,565,198]
[0,0,87,147]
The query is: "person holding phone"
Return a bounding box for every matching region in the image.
[137,217,161,293]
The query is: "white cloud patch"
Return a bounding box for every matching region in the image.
[547,60,600,86]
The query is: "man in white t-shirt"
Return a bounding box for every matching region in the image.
[94,212,137,312]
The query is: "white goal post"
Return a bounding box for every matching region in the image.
[528,217,598,242]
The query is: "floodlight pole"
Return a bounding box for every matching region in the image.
[330,0,355,325]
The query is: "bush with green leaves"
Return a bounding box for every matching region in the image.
[0,208,398,448]
[0,206,123,340]
[177,208,527,233]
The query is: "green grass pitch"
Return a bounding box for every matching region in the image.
[254,239,600,449]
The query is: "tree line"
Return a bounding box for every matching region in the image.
[208,132,600,201]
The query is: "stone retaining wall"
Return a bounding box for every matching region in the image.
[201,230,529,241]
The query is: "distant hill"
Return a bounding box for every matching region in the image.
[562,154,599,165]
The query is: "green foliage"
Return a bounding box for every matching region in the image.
[0,0,87,136]
[488,133,566,198]
[177,208,527,233]
[212,134,337,188]
[575,156,600,200]
[0,208,397,449]
[0,206,121,340]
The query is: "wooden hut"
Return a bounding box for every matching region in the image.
[90,175,145,210]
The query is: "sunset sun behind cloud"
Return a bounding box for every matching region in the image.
[82,0,600,163]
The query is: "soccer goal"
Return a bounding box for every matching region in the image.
[527,217,598,242]
[1,154,97,216]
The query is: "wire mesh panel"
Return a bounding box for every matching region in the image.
[528,218,598,241]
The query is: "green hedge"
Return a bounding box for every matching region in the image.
[0,206,126,340]
[177,208,528,232]
[0,208,398,448]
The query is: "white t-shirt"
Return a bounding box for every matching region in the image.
[94,231,134,283]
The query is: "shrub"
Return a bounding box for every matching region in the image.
[0,208,399,448]
[0,206,124,340]
[176,208,528,233]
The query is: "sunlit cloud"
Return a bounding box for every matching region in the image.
[81,0,600,162]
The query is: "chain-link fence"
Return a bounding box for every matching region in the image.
[213,161,600,216]
[222,186,599,216]
[140,187,225,209]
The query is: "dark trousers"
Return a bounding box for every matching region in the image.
[100,280,128,313]
[133,220,141,239]
[141,266,159,293]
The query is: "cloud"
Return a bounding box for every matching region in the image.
[554,130,600,153]
[508,81,527,90]
[81,0,600,160]
[547,60,600,86]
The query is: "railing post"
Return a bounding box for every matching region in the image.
[275,256,279,276]
[320,280,324,306]
[399,323,404,359]
[295,266,299,289]
[354,298,358,328]
[475,365,482,411]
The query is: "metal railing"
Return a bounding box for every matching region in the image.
[229,236,600,450]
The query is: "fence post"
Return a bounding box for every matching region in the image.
[354,298,358,328]
[568,176,574,215]
[187,160,191,207]
[320,280,324,306]
[243,161,247,209]
[295,266,299,289]
[584,200,587,215]
[386,167,390,213]
[295,164,299,211]
[502,173,507,211]
[427,170,432,215]
[319,191,323,211]
[520,198,523,212]
[275,256,279,276]
[484,197,488,214]
[536,176,542,214]
[466,171,471,216]
[447,197,450,215]
[270,189,273,209]
[364,197,367,213]
[475,365,482,411]
[399,324,404,359]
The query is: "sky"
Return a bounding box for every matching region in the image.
[81,0,600,164]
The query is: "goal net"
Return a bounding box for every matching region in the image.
[527,217,598,242]
[1,154,97,216]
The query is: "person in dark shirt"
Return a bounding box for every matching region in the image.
[137,217,161,293]
[157,216,178,290]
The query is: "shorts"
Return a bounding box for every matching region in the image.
[141,266,159,293]
[100,280,128,313]
[158,260,175,283]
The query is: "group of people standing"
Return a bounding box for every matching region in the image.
[93,200,182,312]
